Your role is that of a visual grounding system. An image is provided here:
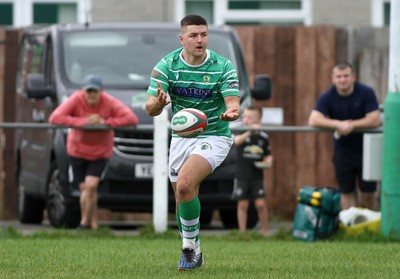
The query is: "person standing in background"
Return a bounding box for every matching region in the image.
[232,106,273,237]
[308,62,380,210]
[49,74,139,230]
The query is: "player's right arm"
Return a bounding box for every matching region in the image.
[146,60,170,116]
[146,81,170,116]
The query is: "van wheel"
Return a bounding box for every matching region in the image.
[220,204,258,229]
[18,184,45,224]
[47,162,80,228]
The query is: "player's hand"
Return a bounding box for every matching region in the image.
[156,81,171,107]
[220,108,239,121]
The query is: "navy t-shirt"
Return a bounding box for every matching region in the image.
[314,82,379,153]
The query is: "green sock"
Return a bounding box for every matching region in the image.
[179,196,201,249]
[176,210,182,237]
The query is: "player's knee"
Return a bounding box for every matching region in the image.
[176,178,192,197]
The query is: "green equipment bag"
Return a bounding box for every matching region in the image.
[292,186,341,241]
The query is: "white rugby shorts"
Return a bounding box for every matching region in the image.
[168,136,233,182]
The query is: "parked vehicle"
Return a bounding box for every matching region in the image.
[15,22,271,229]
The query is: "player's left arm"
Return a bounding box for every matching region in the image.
[221,95,240,121]
[220,60,240,121]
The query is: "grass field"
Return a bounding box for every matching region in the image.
[1,226,400,279]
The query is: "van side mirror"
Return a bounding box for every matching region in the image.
[251,75,271,100]
[27,73,54,99]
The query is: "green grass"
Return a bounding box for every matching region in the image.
[1,226,400,278]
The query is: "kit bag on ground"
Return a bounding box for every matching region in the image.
[292,186,341,241]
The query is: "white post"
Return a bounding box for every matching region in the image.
[78,0,92,24]
[388,0,400,93]
[214,0,228,26]
[14,0,33,27]
[153,109,169,233]
[174,0,185,23]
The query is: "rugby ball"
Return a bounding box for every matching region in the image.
[171,108,208,138]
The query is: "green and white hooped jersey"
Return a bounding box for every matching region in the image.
[147,48,240,138]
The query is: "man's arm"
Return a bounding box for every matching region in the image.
[145,82,170,116]
[234,131,252,146]
[234,122,261,145]
[308,110,340,129]
[308,110,353,136]
[145,95,165,116]
[49,93,88,127]
[221,95,240,121]
[351,110,381,129]
[309,109,381,136]
[106,98,139,127]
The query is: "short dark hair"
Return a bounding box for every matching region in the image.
[334,62,354,73]
[246,105,263,118]
[180,15,208,28]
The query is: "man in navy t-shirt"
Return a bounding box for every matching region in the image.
[308,62,381,210]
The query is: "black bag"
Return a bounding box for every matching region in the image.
[292,186,341,241]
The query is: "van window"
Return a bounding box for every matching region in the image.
[61,30,237,89]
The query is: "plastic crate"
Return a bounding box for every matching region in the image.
[339,219,380,235]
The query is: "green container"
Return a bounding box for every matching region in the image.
[292,186,341,241]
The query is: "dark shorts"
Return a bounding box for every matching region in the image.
[69,156,108,184]
[232,179,266,200]
[333,151,376,193]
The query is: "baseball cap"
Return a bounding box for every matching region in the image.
[82,74,103,91]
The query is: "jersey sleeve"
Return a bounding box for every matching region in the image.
[147,58,170,97]
[220,59,240,98]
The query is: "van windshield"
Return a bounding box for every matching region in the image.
[62,29,238,89]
